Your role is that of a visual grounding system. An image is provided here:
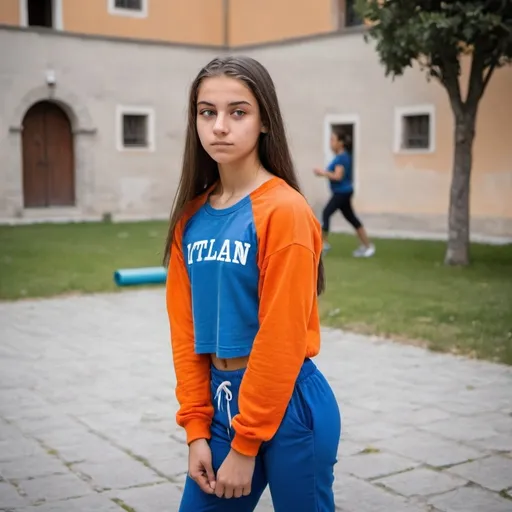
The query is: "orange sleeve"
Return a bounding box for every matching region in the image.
[230,204,320,456]
[166,218,213,444]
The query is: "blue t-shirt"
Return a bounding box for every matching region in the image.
[177,177,322,359]
[327,151,353,194]
[182,194,260,358]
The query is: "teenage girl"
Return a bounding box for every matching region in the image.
[314,129,375,257]
[163,56,341,511]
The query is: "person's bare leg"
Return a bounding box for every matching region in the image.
[356,227,371,248]
[353,226,375,258]
[322,231,331,251]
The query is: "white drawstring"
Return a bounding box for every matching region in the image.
[214,380,233,436]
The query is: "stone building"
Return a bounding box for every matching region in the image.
[0,0,510,238]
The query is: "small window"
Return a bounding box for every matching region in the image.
[336,0,363,29]
[345,0,363,27]
[116,106,155,151]
[27,0,53,28]
[123,115,148,148]
[115,0,142,11]
[394,106,435,153]
[402,115,430,150]
[108,0,148,17]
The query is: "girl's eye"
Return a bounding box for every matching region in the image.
[233,110,246,117]
[199,109,215,117]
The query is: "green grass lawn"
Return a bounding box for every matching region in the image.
[1,221,511,364]
[0,221,169,299]
[320,236,512,365]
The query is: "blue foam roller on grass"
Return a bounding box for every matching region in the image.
[114,266,167,286]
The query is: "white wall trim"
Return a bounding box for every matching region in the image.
[10,85,96,133]
[19,0,63,29]
[108,0,148,18]
[116,105,155,152]
[331,0,343,30]
[394,104,436,154]
[323,113,361,192]
[19,0,27,26]
[53,0,63,30]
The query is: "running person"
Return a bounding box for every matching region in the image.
[314,129,375,257]
[164,56,341,511]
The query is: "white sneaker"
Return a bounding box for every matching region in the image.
[353,244,375,258]
[352,245,365,257]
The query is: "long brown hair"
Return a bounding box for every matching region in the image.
[163,56,325,295]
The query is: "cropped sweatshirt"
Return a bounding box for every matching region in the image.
[166,176,323,456]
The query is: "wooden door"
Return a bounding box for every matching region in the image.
[45,104,75,206]
[22,102,75,208]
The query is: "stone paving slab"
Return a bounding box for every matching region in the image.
[446,455,512,492]
[1,289,511,511]
[15,494,124,512]
[73,458,165,491]
[375,467,468,497]
[372,430,485,468]
[427,486,512,512]
[107,483,185,512]
[0,453,68,480]
[17,472,94,503]
[0,482,29,509]
[339,451,420,480]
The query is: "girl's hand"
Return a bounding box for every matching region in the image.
[188,439,216,494]
[313,168,325,176]
[215,448,255,499]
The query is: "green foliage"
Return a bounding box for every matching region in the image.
[357,0,512,85]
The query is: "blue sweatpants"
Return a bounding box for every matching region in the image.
[179,359,342,511]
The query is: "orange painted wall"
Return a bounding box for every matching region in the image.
[469,64,512,218]
[3,0,345,47]
[229,0,333,46]
[62,0,224,46]
[393,61,512,218]
[0,0,20,26]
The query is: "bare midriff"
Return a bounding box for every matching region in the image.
[210,354,249,371]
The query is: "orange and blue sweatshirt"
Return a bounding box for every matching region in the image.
[166,176,323,457]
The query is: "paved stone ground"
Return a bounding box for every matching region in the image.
[0,289,511,512]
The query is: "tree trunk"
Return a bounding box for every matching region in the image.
[445,111,476,266]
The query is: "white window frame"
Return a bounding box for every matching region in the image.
[19,0,64,30]
[108,0,148,18]
[394,104,436,154]
[323,113,361,192]
[116,105,155,152]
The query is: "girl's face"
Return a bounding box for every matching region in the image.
[330,133,343,153]
[196,75,265,165]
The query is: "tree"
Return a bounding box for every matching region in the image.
[356,0,512,265]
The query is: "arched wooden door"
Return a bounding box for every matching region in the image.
[22,101,75,208]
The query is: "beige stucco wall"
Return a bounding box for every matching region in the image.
[0,0,19,26]
[0,27,216,221]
